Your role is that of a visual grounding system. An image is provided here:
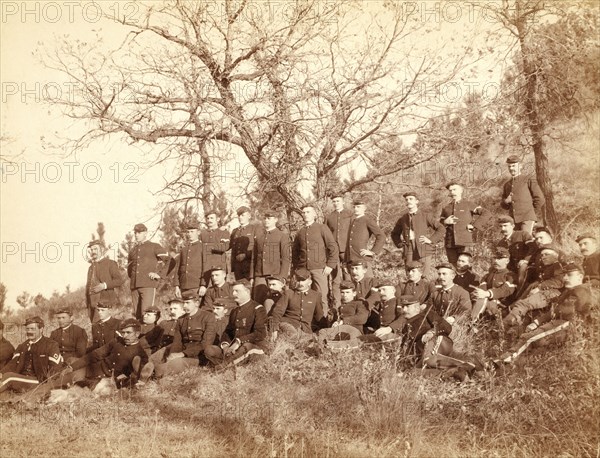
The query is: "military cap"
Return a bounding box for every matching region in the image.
[562,262,584,274]
[167,297,185,304]
[25,316,44,327]
[204,209,218,218]
[264,209,279,218]
[88,239,102,248]
[458,251,473,258]
[405,260,424,271]
[349,260,367,268]
[55,308,72,316]
[209,265,226,272]
[497,215,515,225]
[330,192,344,199]
[339,280,356,291]
[540,244,561,255]
[181,290,200,301]
[119,318,141,331]
[376,278,396,288]
[96,301,112,309]
[233,278,252,289]
[144,307,161,315]
[184,221,199,230]
[398,295,420,306]
[436,262,455,271]
[506,155,521,164]
[575,233,597,243]
[402,191,419,199]
[533,226,553,236]
[236,206,251,215]
[133,223,148,233]
[212,298,229,307]
[294,268,312,282]
[445,181,462,190]
[266,274,286,284]
[494,247,510,258]
[353,199,366,206]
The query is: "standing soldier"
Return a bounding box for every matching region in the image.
[252,209,291,305]
[501,155,545,236]
[230,206,259,281]
[391,191,445,280]
[326,194,353,309]
[200,211,230,295]
[127,223,169,320]
[174,221,203,299]
[50,308,88,364]
[292,203,339,314]
[86,240,124,323]
[345,200,386,269]
[440,183,491,266]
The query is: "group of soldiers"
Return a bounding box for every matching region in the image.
[0,155,598,398]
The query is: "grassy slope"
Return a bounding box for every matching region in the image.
[1,115,599,457]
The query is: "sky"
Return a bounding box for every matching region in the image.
[0,0,508,309]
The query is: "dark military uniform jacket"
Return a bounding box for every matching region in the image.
[86,256,124,307]
[334,299,369,330]
[71,339,147,379]
[429,284,472,317]
[50,324,88,360]
[368,297,406,332]
[539,284,592,325]
[402,279,432,304]
[128,241,168,289]
[496,230,534,273]
[252,227,291,279]
[534,261,564,291]
[271,289,325,333]
[202,282,235,309]
[158,319,178,348]
[0,337,15,369]
[345,215,385,264]
[213,317,229,345]
[200,228,230,283]
[454,269,479,295]
[326,209,353,260]
[230,224,259,280]
[221,300,267,348]
[391,210,445,258]
[479,268,516,302]
[401,307,452,358]
[353,275,380,310]
[176,240,203,290]
[583,250,600,287]
[90,317,121,351]
[3,337,63,382]
[501,174,545,224]
[171,310,216,358]
[440,199,491,247]
[292,223,339,270]
[140,324,164,354]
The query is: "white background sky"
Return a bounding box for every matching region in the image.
[0,0,506,309]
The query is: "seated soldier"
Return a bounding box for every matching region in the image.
[24,319,147,399]
[429,263,471,321]
[202,266,234,309]
[470,247,517,321]
[270,268,326,337]
[0,320,15,370]
[361,281,406,342]
[453,252,479,296]
[516,226,557,298]
[0,317,63,397]
[402,261,432,304]
[496,215,533,282]
[349,260,380,311]
[139,307,164,355]
[496,263,592,365]
[158,298,186,349]
[318,281,369,343]
[504,245,563,327]
[204,280,268,369]
[577,233,600,287]
[263,275,286,315]
[49,308,88,364]
[211,299,230,344]
[90,302,121,351]
[152,292,216,379]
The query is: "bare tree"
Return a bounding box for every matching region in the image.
[41,0,481,214]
